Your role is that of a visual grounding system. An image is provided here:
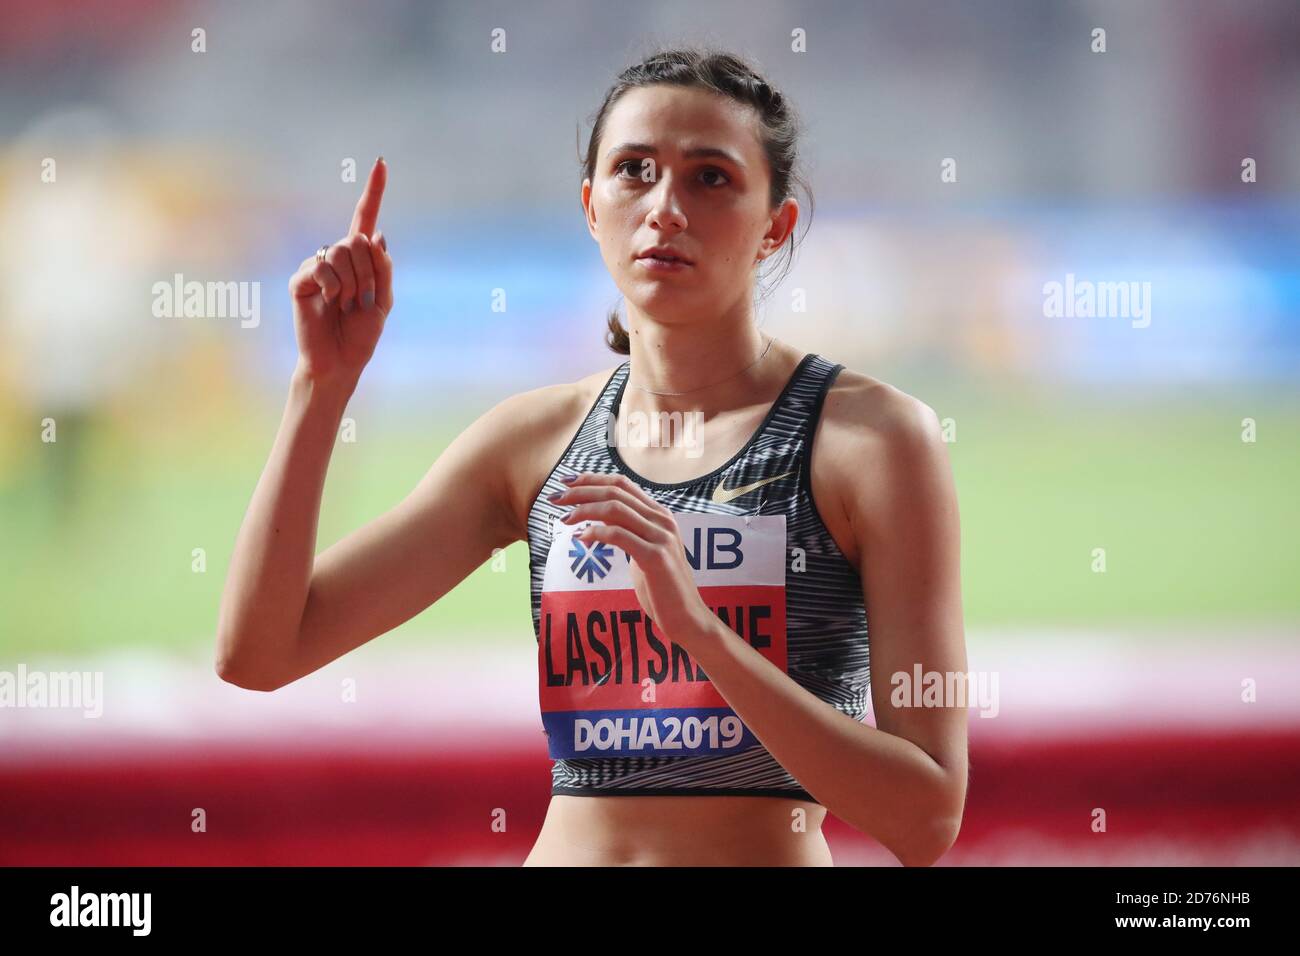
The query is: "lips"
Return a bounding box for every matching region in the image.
[636,247,694,265]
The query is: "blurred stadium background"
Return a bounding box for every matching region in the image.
[2,0,1298,865]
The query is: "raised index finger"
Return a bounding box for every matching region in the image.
[349,157,387,237]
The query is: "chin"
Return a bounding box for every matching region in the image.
[629,285,697,312]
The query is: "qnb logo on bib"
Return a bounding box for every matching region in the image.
[569,538,616,582]
[538,513,787,760]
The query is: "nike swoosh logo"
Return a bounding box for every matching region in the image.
[710,470,794,504]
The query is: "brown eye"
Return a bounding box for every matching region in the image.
[699,167,730,187]
[615,159,648,178]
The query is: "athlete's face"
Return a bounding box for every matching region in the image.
[582,85,797,322]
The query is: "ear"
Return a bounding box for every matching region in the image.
[755,197,799,262]
[581,178,598,240]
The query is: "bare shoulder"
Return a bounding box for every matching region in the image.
[809,366,950,566]
[490,362,624,541]
[486,362,620,443]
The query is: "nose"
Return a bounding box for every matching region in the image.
[645,171,687,233]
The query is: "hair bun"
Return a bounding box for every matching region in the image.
[753,79,782,110]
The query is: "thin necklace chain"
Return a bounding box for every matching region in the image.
[628,335,775,397]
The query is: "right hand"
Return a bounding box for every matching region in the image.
[288,157,393,387]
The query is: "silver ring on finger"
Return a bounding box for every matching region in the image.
[316,244,330,264]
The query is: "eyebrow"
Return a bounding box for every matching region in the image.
[603,142,747,169]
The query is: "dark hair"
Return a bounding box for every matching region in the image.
[579,47,813,354]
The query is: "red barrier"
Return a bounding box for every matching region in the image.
[3,729,1298,865]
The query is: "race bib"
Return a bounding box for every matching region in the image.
[538,513,787,759]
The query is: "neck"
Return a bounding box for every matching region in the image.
[621,299,773,413]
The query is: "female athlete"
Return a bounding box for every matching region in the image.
[216,48,968,867]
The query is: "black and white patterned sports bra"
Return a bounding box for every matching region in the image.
[526,352,870,802]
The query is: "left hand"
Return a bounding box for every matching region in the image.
[553,473,717,650]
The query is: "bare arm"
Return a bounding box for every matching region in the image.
[214,367,356,690]
[216,156,531,690]
[216,157,391,689]
[216,381,529,691]
[849,389,969,865]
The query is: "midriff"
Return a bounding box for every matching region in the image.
[522,794,833,866]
